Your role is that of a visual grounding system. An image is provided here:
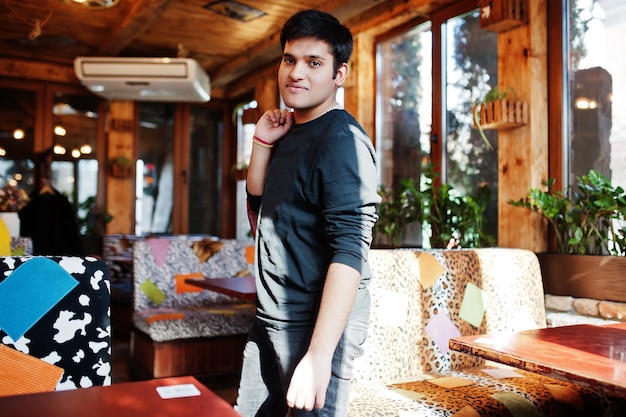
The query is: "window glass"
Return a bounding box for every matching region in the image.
[444,9,499,242]
[567,0,626,188]
[0,88,36,197]
[376,8,498,247]
[235,102,256,240]
[137,103,175,235]
[50,93,99,215]
[188,105,222,236]
[376,22,432,246]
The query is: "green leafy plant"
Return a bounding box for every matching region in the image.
[108,155,133,169]
[374,163,495,248]
[375,177,423,247]
[421,169,494,248]
[473,86,515,150]
[107,155,134,178]
[509,169,626,255]
[77,196,113,236]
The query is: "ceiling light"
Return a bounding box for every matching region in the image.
[54,124,67,136]
[71,149,81,158]
[203,1,266,22]
[0,148,6,157]
[60,0,120,8]
[574,97,598,110]
[53,145,66,155]
[13,128,25,140]
[80,144,93,154]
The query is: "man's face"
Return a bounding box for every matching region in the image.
[278,37,347,123]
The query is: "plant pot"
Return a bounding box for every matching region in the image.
[537,253,626,302]
[472,98,528,130]
[110,163,132,178]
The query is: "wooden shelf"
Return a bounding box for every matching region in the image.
[473,98,528,131]
[479,0,528,33]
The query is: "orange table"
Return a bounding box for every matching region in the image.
[449,322,626,398]
[186,275,256,301]
[0,376,242,417]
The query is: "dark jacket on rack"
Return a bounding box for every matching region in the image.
[18,187,84,256]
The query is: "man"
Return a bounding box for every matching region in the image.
[236,9,380,416]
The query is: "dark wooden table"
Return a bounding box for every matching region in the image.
[185,275,256,301]
[449,322,626,398]
[0,376,242,417]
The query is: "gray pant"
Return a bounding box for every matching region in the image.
[235,293,369,417]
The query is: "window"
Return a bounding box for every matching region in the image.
[0,86,36,196]
[188,105,223,235]
[376,4,498,247]
[566,0,626,188]
[136,103,175,235]
[443,9,499,241]
[50,92,100,218]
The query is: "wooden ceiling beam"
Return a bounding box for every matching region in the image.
[210,0,388,90]
[0,57,76,84]
[98,0,173,56]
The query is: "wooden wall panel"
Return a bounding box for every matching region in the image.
[344,33,375,139]
[106,101,135,234]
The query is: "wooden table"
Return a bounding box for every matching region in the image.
[0,376,242,417]
[449,322,626,398]
[185,275,256,301]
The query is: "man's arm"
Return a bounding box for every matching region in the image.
[246,108,293,196]
[286,262,361,411]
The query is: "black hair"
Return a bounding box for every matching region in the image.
[280,9,353,76]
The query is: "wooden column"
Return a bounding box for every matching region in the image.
[106,101,135,234]
[497,0,548,251]
[498,0,548,252]
[254,76,279,114]
[344,33,375,139]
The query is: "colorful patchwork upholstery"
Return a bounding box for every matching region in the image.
[349,248,624,416]
[10,237,33,256]
[0,256,110,396]
[132,238,255,342]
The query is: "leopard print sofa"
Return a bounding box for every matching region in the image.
[348,248,625,417]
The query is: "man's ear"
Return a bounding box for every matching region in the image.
[334,62,349,86]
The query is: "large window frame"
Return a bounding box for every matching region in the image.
[375,0,499,247]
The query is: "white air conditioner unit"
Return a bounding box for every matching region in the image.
[74,57,211,102]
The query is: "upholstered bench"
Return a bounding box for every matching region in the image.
[129,237,255,379]
[103,234,216,337]
[348,248,625,417]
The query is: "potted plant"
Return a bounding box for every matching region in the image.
[374,177,422,247]
[0,183,29,237]
[472,86,528,149]
[509,169,626,301]
[374,163,495,249]
[108,156,134,178]
[77,196,113,255]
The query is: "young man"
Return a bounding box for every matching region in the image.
[236,9,380,416]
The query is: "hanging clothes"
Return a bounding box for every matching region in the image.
[18,187,84,256]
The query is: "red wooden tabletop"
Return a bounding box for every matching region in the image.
[0,376,242,417]
[185,275,256,301]
[449,322,626,398]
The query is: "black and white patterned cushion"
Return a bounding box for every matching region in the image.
[0,256,111,390]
